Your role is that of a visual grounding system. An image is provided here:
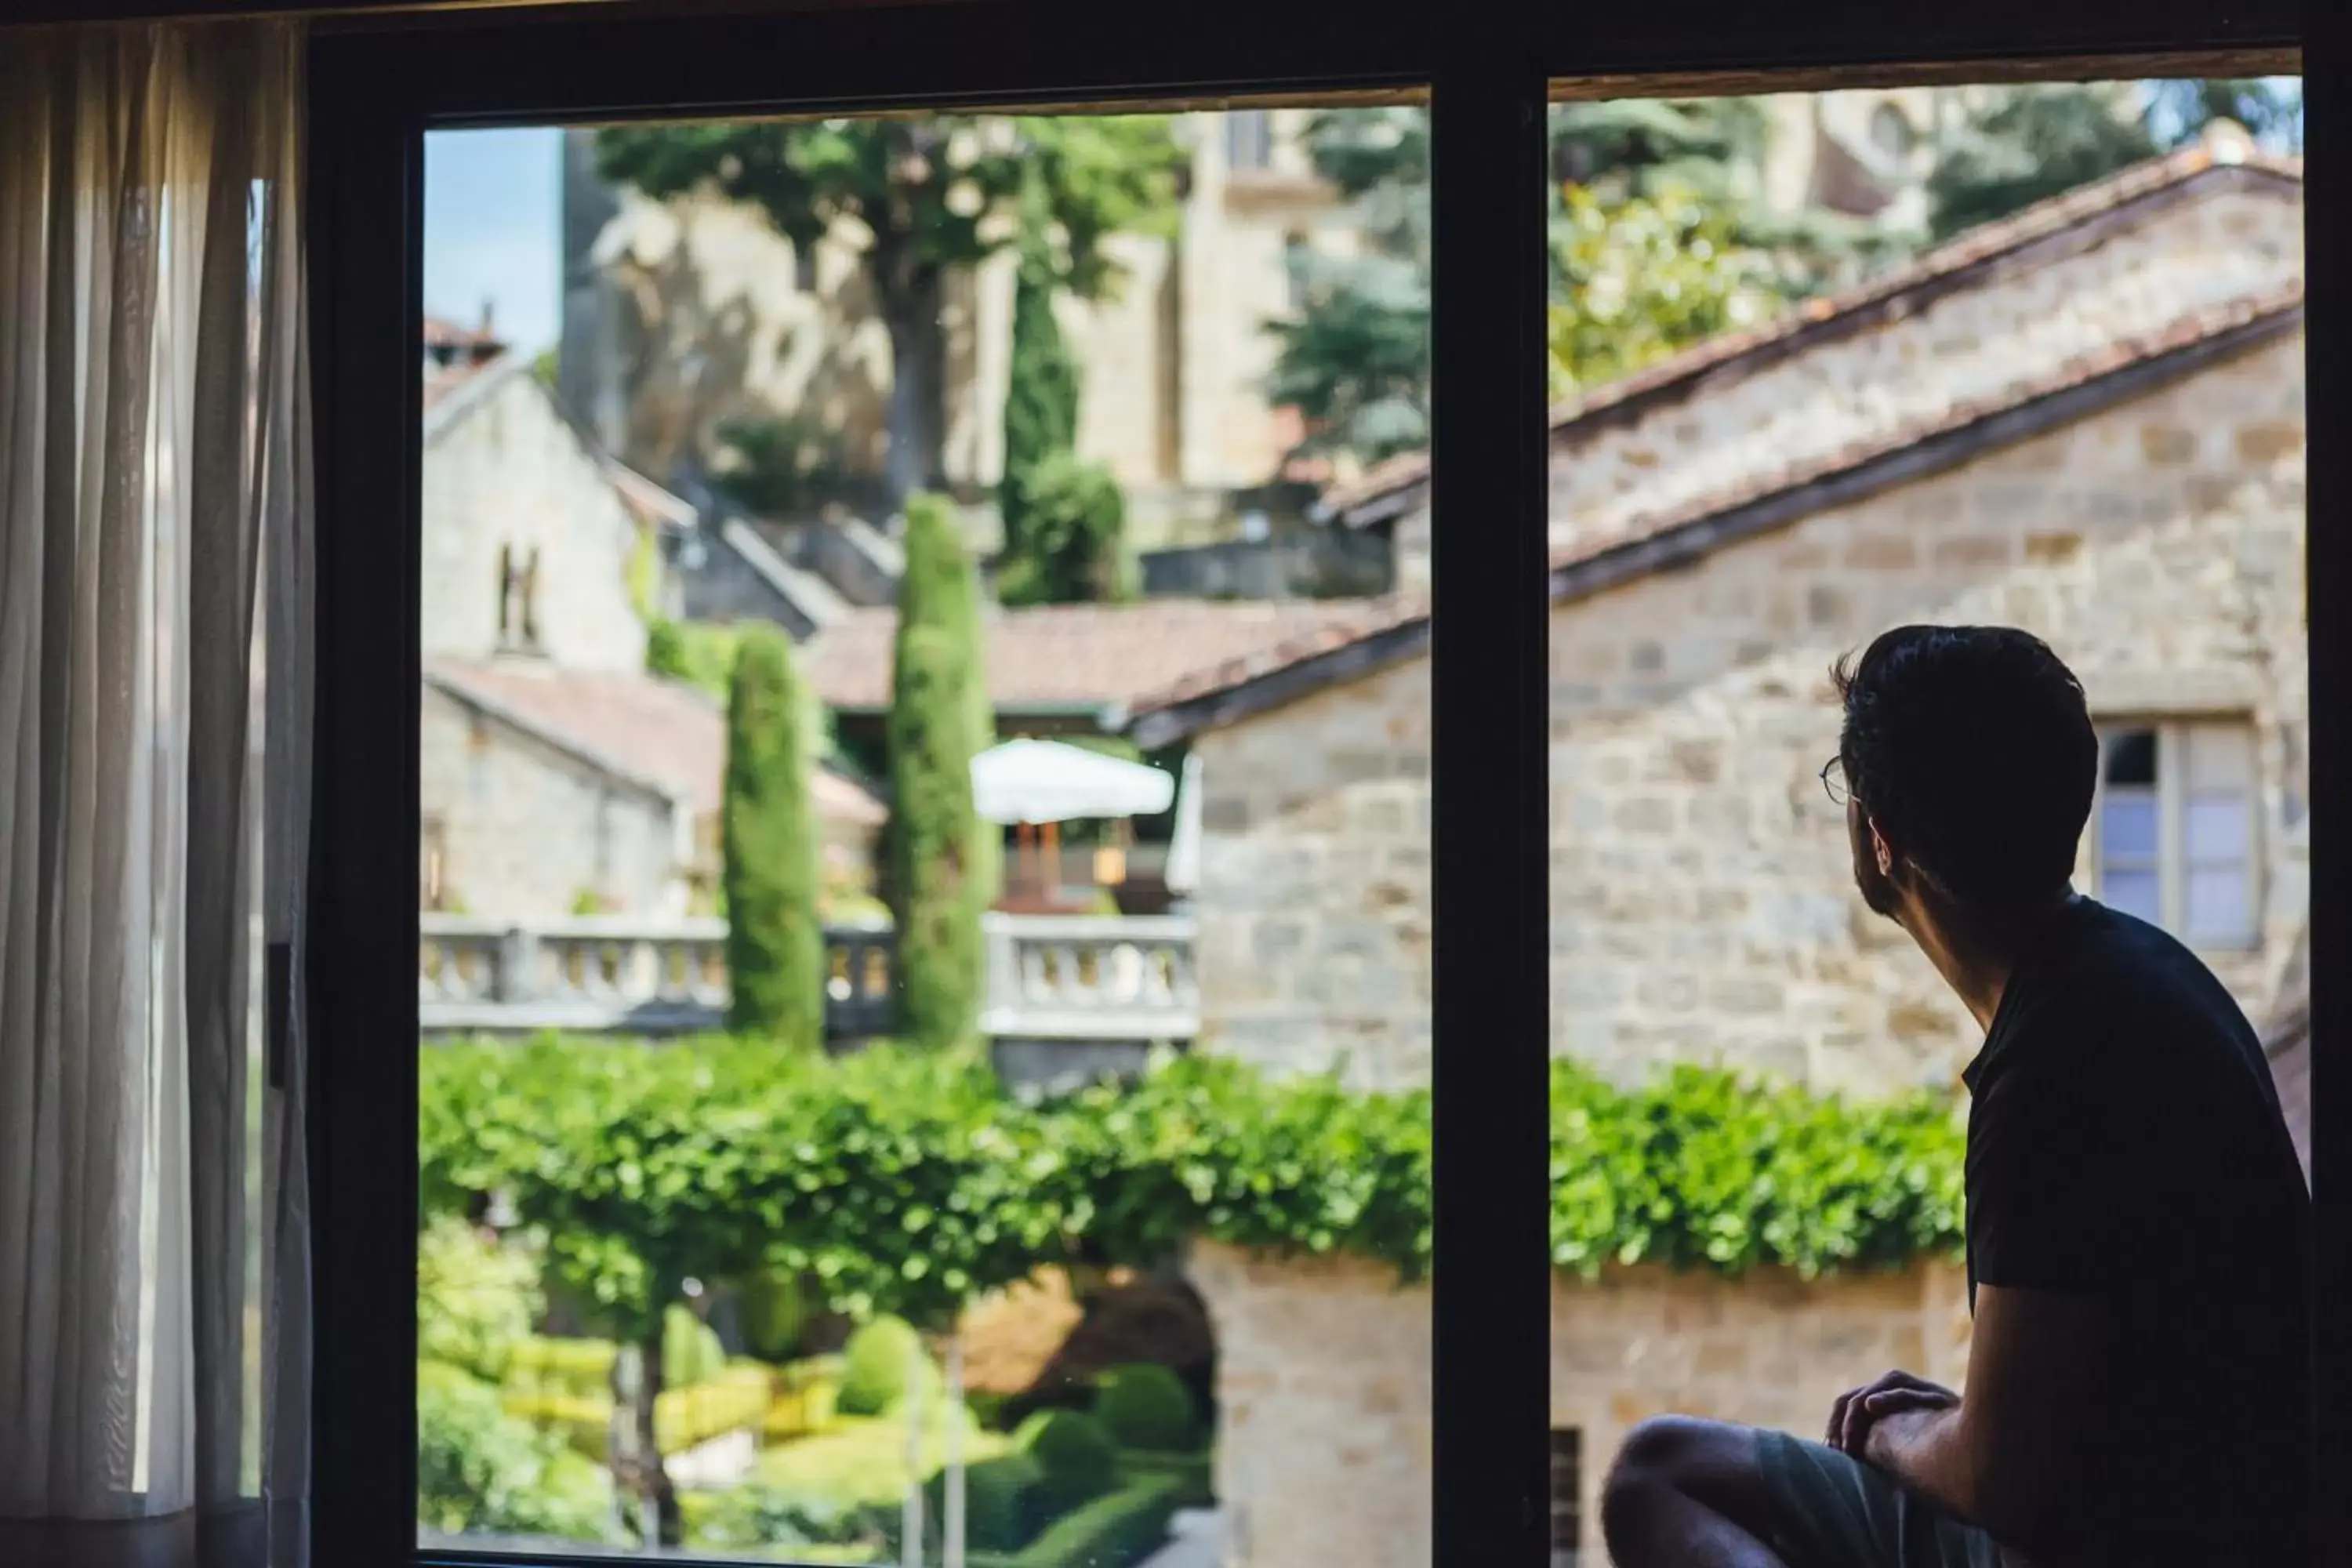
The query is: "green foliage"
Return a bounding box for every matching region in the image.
[1093,1364,1197,1454]
[597,116,1181,505]
[1926,83,2158,240]
[417,1214,543,1384]
[686,1483,870,1557]
[1014,1408,1119,1514]
[501,1363,773,1459]
[1117,1448,1212,1507]
[1265,107,1430,466]
[1000,162,1082,556]
[754,1409,1010,1512]
[739,1269,811,1362]
[724,626,827,1048]
[971,1475,1187,1568]
[887,495,990,1050]
[1927,79,2302,242]
[419,1042,1965,1334]
[665,1303,729,1388]
[648,617,745,699]
[418,1359,615,1543]
[836,1315,941,1417]
[713,412,844,519]
[996,454,1137,608]
[926,1451,1048,1554]
[1547,184,1780,404]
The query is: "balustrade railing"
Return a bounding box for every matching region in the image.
[419,911,1196,1045]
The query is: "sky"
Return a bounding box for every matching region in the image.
[423,78,2303,359]
[425,127,563,353]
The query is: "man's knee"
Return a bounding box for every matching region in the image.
[1601,1417,1763,1548]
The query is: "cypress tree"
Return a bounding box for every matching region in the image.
[998,164,1080,555]
[887,495,991,1051]
[722,625,826,1050]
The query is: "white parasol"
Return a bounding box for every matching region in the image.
[970,738,1174,826]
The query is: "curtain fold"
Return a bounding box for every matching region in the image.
[0,21,313,1568]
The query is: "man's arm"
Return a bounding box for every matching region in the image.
[1864,1283,2107,1551]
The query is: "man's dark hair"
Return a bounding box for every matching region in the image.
[1835,625,2096,911]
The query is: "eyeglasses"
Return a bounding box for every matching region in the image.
[1820,755,1854,808]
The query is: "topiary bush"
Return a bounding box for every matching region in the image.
[664,1304,729,1389]
[972,1474,1185,1568]
[1014,1407,1119,1515]
[738,1269,810,1362]
[836,1315,939,1417]
[924,1450,1047,1554]
[1094,1363,1198,1454]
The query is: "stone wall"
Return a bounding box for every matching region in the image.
[422,366,651,674]
[1548,332,2307,1095]
[1186,656,1432,1090]
[1547,177,2303,562]
[1192,1241,1969,1568]
[420,684,687,918]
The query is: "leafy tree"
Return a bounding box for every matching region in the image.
[887,496,989,1051]
[596,117,1181,512]
[1547,184,1780,403]
[1264,107,1430,467]
[996,452,1137,608]
[1928,78,2303,241]
[999,163,1082,555]
[723,625,826,1050]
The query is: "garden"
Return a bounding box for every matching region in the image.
[416,1035,1966,1561]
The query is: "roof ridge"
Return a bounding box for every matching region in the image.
[1320,147,2301,521]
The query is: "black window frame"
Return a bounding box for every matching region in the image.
[304,5,2338,1567]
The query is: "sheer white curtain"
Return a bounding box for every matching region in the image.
[0,21,313,1568]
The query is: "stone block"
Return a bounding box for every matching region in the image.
[2237,421,2304,465]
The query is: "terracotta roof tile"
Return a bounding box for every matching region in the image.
[1123,593,1429,717]
[1319,146,2304,520]
[1542,281,2304,576]
[799,600,1398,713]
[1135,283,2302,728]
[424,659,885,826]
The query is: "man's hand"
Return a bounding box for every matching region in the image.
[1826,1370,1958,1457]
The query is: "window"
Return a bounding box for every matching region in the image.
[2093,723,2261,946]
[1226,108,1272,172]
[1870,101,1916,159]
[421,815,450,911]
[1548,1429,1582,1568]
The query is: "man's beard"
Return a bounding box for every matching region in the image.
[1849,804,1901,920]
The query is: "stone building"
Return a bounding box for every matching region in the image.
[1123,142,2308,1567]
[559,108,1349,548]
[420,319,884,918]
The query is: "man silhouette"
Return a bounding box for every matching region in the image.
[1599,626,2310,1568]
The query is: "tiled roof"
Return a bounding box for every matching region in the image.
[424,659,886,826]
[1539,281,2303,579]
[422,347,510,416]
[798,600,1403,713]
[1128,282,2302,734]
[1318,145,2304,521]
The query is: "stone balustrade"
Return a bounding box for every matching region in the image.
[419,911,1197,1047]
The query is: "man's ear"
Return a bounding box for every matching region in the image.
[1869,818,1895,877]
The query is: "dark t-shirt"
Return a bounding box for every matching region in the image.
[1963,895,2310,1568]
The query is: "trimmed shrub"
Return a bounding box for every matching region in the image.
[972,1475,1186,1568]
[885,621,986,1052]
[837,1315,938,1417]
[1014,1407,1118,1515]
[925,1450,1047,1554]
[998,163,1080,557]
[664,1304,729,1389]
[738,1269,810,1362]
[1094,1363,1197,1454]
[723,622,826,1048]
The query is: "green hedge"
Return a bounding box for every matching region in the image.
[970,1475,1188,1568]
[420,1040,1964,1328]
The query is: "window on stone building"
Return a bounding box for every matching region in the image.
[1548,1428,1582,1568]
[420,815,450,911]
[1227,108,1273,172]
[2093,722,2261,948]
[1870,102,1916,161]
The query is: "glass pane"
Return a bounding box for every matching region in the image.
[2187,723,2256,789]
[1546,68,2309,1552]
[2103,729,2158,787]
[2099,792,2160,861]
[2187,867,2254,945]
[2103,869,2163,926]
[423,98,1432,1564]
[2185,793,2252,864]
